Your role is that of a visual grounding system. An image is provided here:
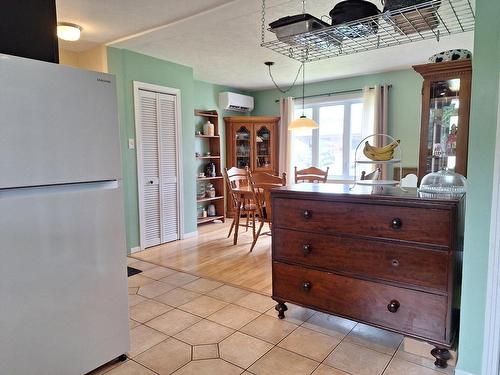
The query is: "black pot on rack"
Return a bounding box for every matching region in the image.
[329,0,381,38]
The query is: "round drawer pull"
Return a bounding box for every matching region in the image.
[302,281,312,291]
[303,210,312,219]
[302,244,312,255]
[387,300,400,313]
[391,218,403,230]
[391,259,400,267]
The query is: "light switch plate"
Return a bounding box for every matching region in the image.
[128,138,135,149]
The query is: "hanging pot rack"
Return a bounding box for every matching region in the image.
[261,0,474,63]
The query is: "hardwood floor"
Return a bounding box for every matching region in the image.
[130,220,273,295]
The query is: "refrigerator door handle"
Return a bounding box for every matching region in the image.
[0,180,120,199]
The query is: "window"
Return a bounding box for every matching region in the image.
[292,95,371,180]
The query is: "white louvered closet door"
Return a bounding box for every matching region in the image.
[158,93,179,243]
[137,89,179,248]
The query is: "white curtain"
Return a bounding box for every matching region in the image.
[279,97,294,183]
[362,85,390,179]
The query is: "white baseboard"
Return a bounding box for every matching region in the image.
[130,246,141,254]
[454,369,475,375]
[182,231,198,239]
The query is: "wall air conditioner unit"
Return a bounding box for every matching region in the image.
[219,92,254,113]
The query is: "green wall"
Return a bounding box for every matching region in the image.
[107,48,245,251]
[457,0,500,373]
[251,69,423,167]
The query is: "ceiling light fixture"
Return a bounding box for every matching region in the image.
[57,22,82,41]
[288,61,319,130]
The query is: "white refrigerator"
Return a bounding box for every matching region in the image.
[0,54,130,375]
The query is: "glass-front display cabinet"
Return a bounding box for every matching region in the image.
[255,125,273,171]
[225,116,280,174]
[225,116,280,216]
[413,60,472,181]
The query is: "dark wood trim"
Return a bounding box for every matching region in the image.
[413,60,472,77]
[0,0,59,63]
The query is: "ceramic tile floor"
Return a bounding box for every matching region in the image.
[89,259,455,375]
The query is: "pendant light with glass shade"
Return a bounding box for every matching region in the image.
[288,61,319,130]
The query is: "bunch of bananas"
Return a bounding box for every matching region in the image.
[363,139,400,161]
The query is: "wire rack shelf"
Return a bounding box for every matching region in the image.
[261,0,474,62]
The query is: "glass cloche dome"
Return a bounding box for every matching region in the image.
[418,169,467,196]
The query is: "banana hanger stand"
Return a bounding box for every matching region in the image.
[351,133,405,191]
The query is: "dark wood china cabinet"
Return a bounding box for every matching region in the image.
[413,60,472,181]
[224,116,280,174]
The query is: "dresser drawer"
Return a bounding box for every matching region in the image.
[273,262,447,342]
[273,229,449,291]
[273,198,451,247]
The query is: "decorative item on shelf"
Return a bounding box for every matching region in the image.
[207,204,216,217]
[197,183,206,199]
[428,49,472,63]
[206,183,216,198]
[195,152,201,157]
[195,130,202,136]
[205,151,211,157]
[382,0,440,35]
[205,162,216,177]
[363,139,401,161]
[197,204,204,218]
[329,0,381,38]
[202,207,208,218]
[198,172,205,178]
[203,120,215,136]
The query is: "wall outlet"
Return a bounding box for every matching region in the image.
[128,138,135,149]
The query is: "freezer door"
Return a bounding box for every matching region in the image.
[0,54,122,189]
[0,181,129,375]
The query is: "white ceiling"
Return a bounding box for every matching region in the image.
[56,0,475,90]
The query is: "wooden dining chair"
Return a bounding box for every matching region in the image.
[360,167,381,180]
[294,166,329,183]
[223,167,257,241]
[247,171,286,252]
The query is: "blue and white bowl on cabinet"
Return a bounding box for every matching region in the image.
[428,49,472,63]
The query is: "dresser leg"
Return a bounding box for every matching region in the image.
[275,302,287,319]
[431,347,451,368]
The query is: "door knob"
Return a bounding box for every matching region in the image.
[303,210,312,219]
[302,281,312,291]
[387,300,400,313]
[391,218,402,229]
[302,244,312,255]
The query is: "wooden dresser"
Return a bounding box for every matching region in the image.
[271,184,464,368]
